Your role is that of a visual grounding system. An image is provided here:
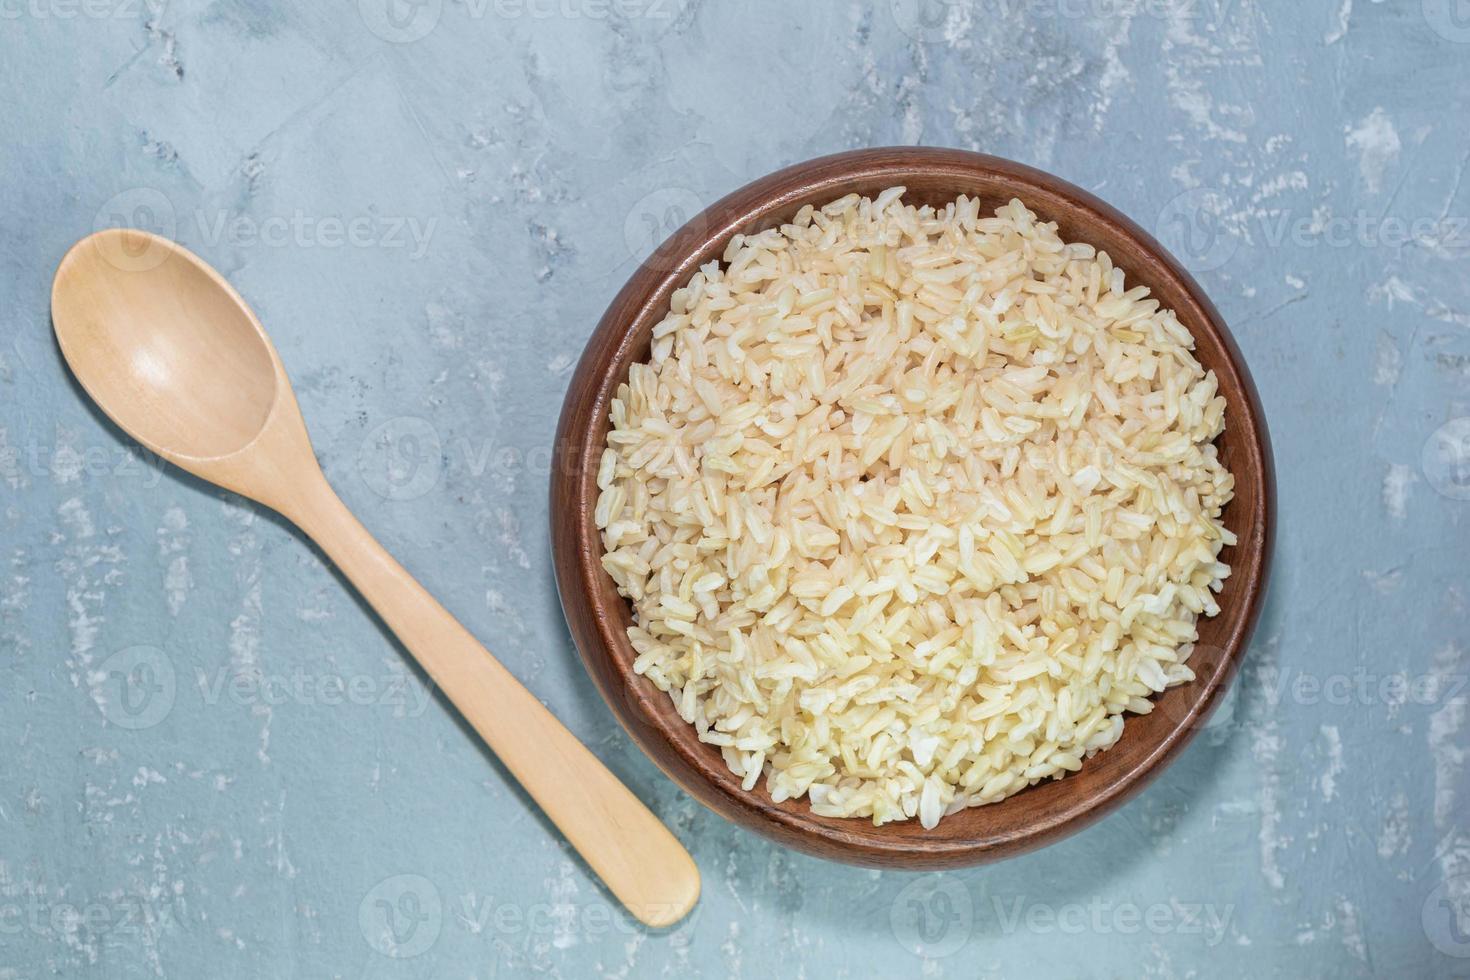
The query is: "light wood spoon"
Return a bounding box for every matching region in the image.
[51,228,700,928]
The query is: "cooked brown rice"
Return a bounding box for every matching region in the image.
[595,190,1234,828]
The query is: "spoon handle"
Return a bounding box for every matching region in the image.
[286,472,700,928]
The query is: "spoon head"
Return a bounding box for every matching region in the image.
[52,229,285,463]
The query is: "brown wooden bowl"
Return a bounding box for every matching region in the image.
[551,147,1274,868]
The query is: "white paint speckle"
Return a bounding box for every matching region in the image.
[0,428,28,491]
[1428,643,1466,832]
[1245,636,1288,892]
[157,505,193,617]
[59,497,126,695]
[1377,790,1410,859]
[1362,567,1403,594]
[1335,896,1368,963]
[225,507,271,765]
[1091,13,1134,134]
[1323,0,1352,44]
[49,429,86,485]
[58,496,95,541]
[1368,275,1470,327]
[1,551,32,661]
[1382,463,1414,521]
[546,860,581,951]
[132,767,166,787]
[1373,332,1401,386]
[1346,108,1401,194]
[1252,722,1285,890]
[495,507,532,570]
[1318,725,1344,801]
[721,920,744,978]
[424,301,464,350]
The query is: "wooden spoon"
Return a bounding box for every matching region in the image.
[50,228,700,927]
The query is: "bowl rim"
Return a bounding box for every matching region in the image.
[551,146,1275,867]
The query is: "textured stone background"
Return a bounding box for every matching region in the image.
[2,1,1469,976]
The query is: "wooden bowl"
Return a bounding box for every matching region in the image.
[551,147,1274,868]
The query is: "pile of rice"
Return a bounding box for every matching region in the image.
[595,189,1234,828]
